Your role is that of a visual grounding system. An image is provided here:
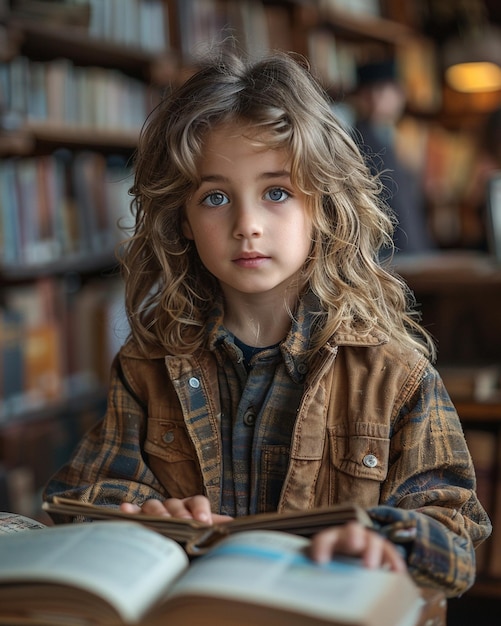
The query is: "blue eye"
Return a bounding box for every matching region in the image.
[202,192,229,207]
[265,188,289,202]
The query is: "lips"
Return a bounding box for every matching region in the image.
[233,252,269,267]
[234,251,265,260]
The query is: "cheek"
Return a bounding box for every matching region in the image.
[296,217,314,253]
[189,222,223,258]
[279,218,312,265]
[182,212,218,243]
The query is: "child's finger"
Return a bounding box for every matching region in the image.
[182,495,215,523]
[119,502,142,514]
[309,522,407,573]
[141,498,175,516]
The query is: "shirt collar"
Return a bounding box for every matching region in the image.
[123,292,388,363]
[206,292,330,382]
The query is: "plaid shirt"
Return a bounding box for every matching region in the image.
[44,295,491,597]
[207,302,311,517]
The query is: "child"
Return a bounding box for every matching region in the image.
[44,50,491,597]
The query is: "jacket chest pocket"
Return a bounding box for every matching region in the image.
[327,423,390,507]
[145,414,195,460]
[145,410,203,498]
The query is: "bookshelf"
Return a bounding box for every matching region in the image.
[0,0,172,518]
[396,252,501,608]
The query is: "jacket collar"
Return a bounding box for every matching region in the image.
[121,292,389,361]
[331,326,388,347]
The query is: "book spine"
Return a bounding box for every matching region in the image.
[0,160,22,265]
[0,151,132,266]
[3,55,154,130]
[0,309,25,416]
[0,276,128,422]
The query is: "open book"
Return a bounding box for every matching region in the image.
[0,511,47,534]
[43,497,372,555]
[0,520,423,626]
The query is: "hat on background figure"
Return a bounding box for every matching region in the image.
[356,59,397,87]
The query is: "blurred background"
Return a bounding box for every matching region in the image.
[1,2,501,623]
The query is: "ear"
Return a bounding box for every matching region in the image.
[181,217,194,240]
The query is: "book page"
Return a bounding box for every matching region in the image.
[43,497,371,553]
[166,530,423,626]
[0,512,47,534]
[0,521,189,624]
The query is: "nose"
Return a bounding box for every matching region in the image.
[232,201,263,239]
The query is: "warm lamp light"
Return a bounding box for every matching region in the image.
[445,61,501,92]
[443,25,501,93]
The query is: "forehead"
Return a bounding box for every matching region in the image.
[199,121,290,170]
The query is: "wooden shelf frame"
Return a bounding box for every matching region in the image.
[6,16,171,80]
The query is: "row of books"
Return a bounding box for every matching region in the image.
[0,275,128,422]
[82,0,169,52]
[391,116,477,248]
[174,0,387,74]
[10,0,169,53]
[175,0,275,60]
[311,36,441,114]
[0,55,156,130]
[307,29,358,92]
[0,150,133,268]
[0,399,105,517]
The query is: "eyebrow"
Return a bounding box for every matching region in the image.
[199,170,291,184]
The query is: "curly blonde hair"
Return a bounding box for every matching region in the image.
[121,50,435,360]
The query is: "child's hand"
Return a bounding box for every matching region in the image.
[309,521,407,572]
[119,496,233,525]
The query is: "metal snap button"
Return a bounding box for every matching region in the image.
[297,362,308,375]
[188,377,200,388]
[162,431,175,444]
[243,409,256,426]
[363,454,378,468]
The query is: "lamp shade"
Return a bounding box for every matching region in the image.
[443,25,501,92]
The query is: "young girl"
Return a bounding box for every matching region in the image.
[44,50,490,596]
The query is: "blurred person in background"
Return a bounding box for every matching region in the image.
[351,59,435,254]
